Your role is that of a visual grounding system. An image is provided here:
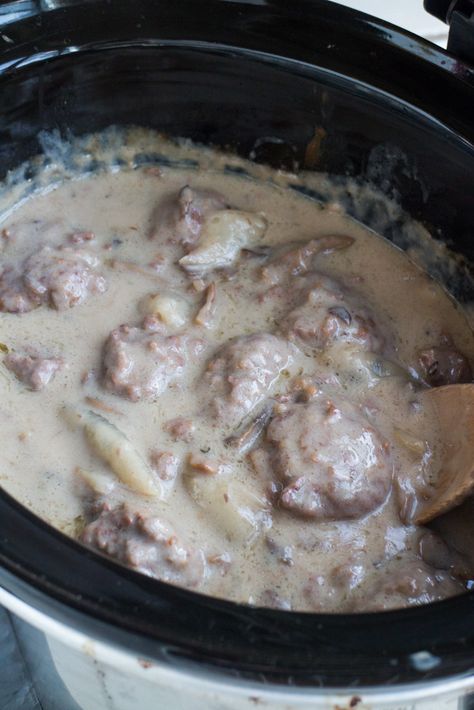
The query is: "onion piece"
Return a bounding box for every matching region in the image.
[75,466,116,496]
[185,463,271,543]
[63,406,161,497]
[141,291,191,328]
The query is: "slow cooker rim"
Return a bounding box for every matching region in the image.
[2,473,474,689]
[3,36,474,150]
[1,0,474,690]
[0,0,473,89]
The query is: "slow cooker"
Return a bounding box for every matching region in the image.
[1,1,474,708]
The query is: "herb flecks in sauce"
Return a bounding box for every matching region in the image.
[0,132,473,612]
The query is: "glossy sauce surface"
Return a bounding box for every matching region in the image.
[0,135,472,612]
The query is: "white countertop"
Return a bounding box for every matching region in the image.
[334,0,449,45]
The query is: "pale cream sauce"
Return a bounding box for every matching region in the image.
[0,133,473,612]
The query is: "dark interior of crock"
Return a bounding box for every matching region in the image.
[1,0,474,689]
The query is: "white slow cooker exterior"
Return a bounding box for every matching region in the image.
[1,587,473,710]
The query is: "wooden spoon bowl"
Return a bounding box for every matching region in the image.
[414,383,474,525]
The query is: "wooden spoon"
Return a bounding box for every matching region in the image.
[414,383,474,525]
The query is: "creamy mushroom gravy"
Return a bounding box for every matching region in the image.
[1,130,474,612]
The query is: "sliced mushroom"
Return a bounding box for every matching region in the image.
[179,210,267,274]
[261,234,354,284]
[225,405,273,453]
